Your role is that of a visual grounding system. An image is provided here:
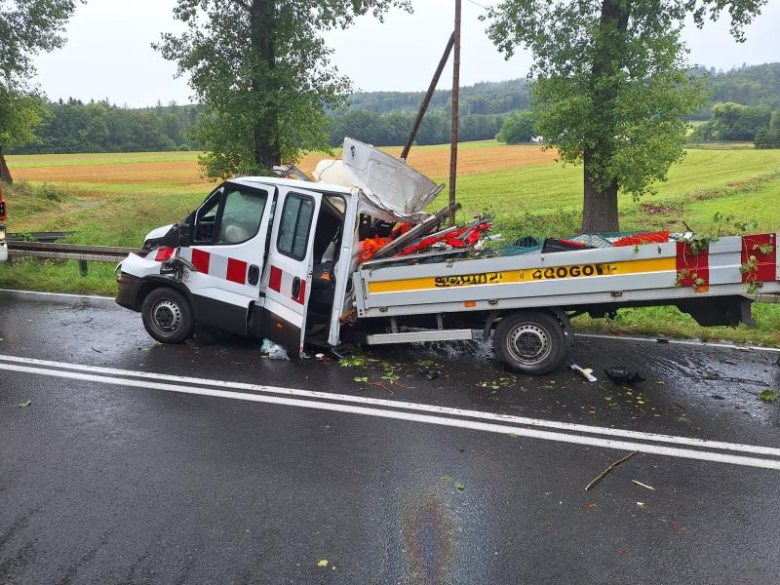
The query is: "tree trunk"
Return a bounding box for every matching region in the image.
[582,150,618,233]
[250,0,281,171]
[581,0,630,233]
[0,148,13,184]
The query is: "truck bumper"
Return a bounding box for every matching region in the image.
[116,272,144,311]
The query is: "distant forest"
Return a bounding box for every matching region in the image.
[10,63,780,154]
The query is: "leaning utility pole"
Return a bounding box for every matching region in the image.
[449,0,461,224]
[400,32,456,161]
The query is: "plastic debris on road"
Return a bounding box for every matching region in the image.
[260,338,289,360]
[570,364,598,382]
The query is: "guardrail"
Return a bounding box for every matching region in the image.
[7,241,135,275]
[7,231,73,243]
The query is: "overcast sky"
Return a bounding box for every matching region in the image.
[33,0,780,108]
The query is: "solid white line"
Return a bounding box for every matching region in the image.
[1,361,779,470]
[0,356,780,464]
[577,333,780,354]
[0,289,114,302]
[0,355,780,457]
[1,353,778,458]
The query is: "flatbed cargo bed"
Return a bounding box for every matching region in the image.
[354,234,780,319]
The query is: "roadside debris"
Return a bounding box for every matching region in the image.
[604,367,645,385]
[570,364,597,382]
[260,338,289,360]
[758,390,777,403]
[585,451,639,491]
[703,371,769,387]
[16,400,32,409]
[632,480,656,491]
[418,365,441,380]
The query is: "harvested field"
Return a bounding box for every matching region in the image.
[298,144,558,179]
[10,142,557,190]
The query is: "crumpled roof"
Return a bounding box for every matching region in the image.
[312,138,443,225]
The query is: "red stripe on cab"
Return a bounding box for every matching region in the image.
[742,234,777,283]
[269,266,282,292]
[226,258,248,284]
[191,249,210,274]
[676,241,709,293]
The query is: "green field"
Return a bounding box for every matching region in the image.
[2,143,780,345]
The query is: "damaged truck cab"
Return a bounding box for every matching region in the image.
[117,177,359,355]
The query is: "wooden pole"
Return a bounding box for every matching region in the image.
[0,149,13,185]
[401,32,456,161]
[449,0,461,225]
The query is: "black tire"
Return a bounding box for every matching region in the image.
[493,311,566,375]
[141,287,196,344]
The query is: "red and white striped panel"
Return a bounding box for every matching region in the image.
[677,234,777,293]
[268,265,306,305]
[178,247,249,285]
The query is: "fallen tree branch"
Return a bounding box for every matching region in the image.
[371,382,395,395]
[585,451,639,492]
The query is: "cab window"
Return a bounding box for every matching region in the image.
[277,194,315,260]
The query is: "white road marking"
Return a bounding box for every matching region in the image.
[577,333,780,354]
[0,289,114,302]
[2,353,779,458]
[1,359,779,470]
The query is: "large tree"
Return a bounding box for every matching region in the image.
[486,0,767,232]
[0,0,81,183]
[157,0,410,179]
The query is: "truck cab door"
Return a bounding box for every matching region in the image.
[260,186,322,355]
[179,182,275,335]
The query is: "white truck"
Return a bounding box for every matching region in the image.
[116,140,780,374]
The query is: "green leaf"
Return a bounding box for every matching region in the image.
[454,483,466,492]
[353,376,368,383]
[758,390,777,403]
[17,400,32,409]
[440,474,453,482]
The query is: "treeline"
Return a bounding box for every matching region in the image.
[9,63,780,154]
[701,63,780,111]
[690,102,780,147]
[329,110,506,146]
[347,79,532,115]
[11,99,201,154]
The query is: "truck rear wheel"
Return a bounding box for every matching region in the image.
[494,311,566,375]
[141,287,196,344]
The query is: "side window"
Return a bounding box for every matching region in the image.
[277,194,315,260]
[217,190,267,245]
[193,187,267,245]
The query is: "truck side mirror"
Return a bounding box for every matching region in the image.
[177,223,192,248]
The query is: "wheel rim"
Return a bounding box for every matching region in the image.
[506,322,552,366]
[152,299,182,332]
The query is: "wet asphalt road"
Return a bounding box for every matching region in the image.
[1,290,779,585]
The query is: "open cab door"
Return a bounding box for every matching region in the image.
[259,186,322,355]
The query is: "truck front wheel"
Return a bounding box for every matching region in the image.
[494,311,566,375]
[141,287,196,344]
